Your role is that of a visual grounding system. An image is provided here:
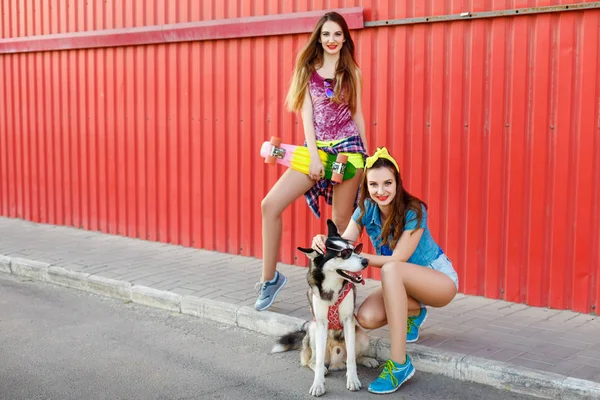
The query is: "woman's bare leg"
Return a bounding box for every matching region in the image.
[332,169,363,234]
[357,289,421,329]
[260,168,315,282]
[357,262,457,363]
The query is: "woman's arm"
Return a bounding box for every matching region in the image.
[352,69,368,154]
[362,228,424,268]
[311,219,422,267]
[300,87,319,158]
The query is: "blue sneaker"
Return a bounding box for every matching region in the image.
[406,307,428,343]
[368,356,415,394]
[254,271,287,311]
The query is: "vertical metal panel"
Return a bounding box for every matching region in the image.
[0,0,599,313]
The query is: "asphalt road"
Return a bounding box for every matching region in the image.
[0,273,541,400]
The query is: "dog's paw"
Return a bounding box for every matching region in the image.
[357,356,379,368]
[346,375,362,391]
[309,380,326,397]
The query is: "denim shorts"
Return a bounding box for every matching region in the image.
[428,253,459,289]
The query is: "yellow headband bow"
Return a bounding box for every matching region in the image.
[365,147,399,172]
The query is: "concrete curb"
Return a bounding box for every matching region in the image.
[131,285,181,312]
[11,258,50,281]
[86,275,132,300]
[2,255,599,400]
[48,266,91,291]
[0,255,11,274]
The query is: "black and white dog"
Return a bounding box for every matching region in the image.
[271,219,378,397]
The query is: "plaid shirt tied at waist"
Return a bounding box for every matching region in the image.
[303,135,368,219]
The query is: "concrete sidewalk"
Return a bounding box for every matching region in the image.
[1,216,599,399]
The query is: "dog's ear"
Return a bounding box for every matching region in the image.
[297,247,321,260]
[354,242,363,254]
[326,219,340,238]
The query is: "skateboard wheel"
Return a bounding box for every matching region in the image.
[331,154,348,183]
[265,136,282,164]
[331,172,344,183]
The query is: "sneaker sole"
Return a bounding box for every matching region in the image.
[406,310,428,343]
[367,368,415,394]
[254,275,287,311]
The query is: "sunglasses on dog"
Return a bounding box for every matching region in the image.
[324,79,334,98]
[327,243,363,259]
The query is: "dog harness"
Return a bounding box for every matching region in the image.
[310,282,354,330]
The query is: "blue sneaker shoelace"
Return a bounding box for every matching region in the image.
[377,359,401,387]
[407,317,418,335]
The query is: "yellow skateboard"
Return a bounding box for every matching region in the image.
[260,136,356,182]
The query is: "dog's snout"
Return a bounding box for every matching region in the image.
[361,258,368,267]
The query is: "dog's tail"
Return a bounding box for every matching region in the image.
[270,322,308,354]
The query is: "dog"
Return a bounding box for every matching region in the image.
[271,219,378,397]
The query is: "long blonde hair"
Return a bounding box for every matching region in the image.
[285,12,360,114]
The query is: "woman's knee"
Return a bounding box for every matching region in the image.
[381,261,406,281]
[261,195,282,219]
[357,308,385,330]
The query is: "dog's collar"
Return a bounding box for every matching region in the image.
[311,279,351,300]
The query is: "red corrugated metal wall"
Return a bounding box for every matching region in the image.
[1,1,599,313]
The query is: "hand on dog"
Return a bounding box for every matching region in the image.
[311,234,327,253]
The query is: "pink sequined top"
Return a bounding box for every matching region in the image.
[308,71,360,142]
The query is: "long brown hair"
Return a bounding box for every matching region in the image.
[285,11,360,114]
[357,158,427,249]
